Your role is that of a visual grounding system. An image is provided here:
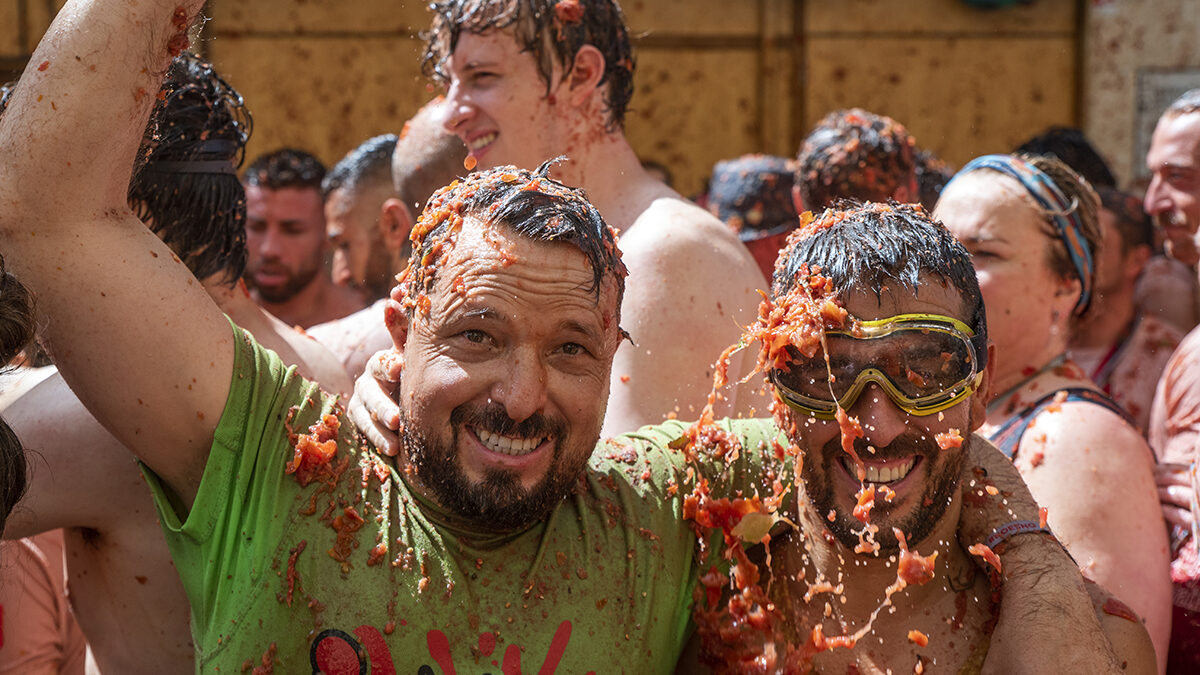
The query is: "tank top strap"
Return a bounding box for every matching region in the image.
[985,388,1144,462]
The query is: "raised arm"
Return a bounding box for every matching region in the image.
[0,0,231,506]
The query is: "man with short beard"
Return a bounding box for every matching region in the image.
[243,148,367,327]
[1145,88,1200,673]
[0,1,1153,671]
[680,203,1154,673]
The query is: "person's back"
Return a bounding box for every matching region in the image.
[426,0,770,435]
[0,53,350,674]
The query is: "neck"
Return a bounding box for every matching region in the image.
[793,495,969,621]
[544,125,657,230]
[1069,291,1136,351]
[251,274,328,328]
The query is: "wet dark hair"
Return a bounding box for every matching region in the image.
[1014,126,1116,189]
[128,53,253,288]
[394,99,469,217]
[914,149,953,213]
[796,109,917,211]
[774,201,988,368]
[0,260,35,534]
[1096,185,1153,253]
[422,0,636,129]
[244,148,326,191]
[1164,88,1200,119]
[403,158,627,315]
[707,154,799,241]
[322,134,398,201]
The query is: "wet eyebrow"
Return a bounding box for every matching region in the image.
[560,319,602,343]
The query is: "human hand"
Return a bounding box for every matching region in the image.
[1156,462,1197,533]
[348,349,402,456]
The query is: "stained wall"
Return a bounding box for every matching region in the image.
[0,1,1195,196]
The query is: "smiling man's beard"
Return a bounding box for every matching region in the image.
[398,402,583,531]
[800,429,968,554]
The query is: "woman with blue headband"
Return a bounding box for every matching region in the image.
[936,153,1172,672]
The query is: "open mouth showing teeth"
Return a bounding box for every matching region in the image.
[843,456,916,484]
[475,427,547,457]
[468,132,497,151]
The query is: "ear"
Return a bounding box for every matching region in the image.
[791,183,805,214]
[1053,275,1083,316]
[1124,243,1152,284]
[379,198,413,256]
[968,342,996,430]
[892,176,920,205]
[565,45,606,108]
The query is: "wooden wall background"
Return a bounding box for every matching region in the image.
[2,0,1198,197]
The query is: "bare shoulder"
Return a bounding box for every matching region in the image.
[1083,580,1157,675]
[1022,396,1152,466]
[620,196,767,291]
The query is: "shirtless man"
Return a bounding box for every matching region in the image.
[1068,186,1182,433]
[244,148,367,328]
[323,134,400,301]
[1145,88,1200,673]
[308,100,467,378]
[794,108,919,212]
[426,0,769,435]
[0,53,349,674]
[683,202,1154,674]
[0,1,1146,671]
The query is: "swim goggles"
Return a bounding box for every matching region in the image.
[770,313,986,419]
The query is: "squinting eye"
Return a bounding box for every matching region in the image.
[463,329,488,343]
[561,342,586,356]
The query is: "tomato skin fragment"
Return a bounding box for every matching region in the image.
[908,629,929,647]
[968,542,1002,576]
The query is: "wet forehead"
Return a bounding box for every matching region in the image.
[448,29,525,74]
[840,278,969,325]
[936,172,1038,241]
[429,219,613,326]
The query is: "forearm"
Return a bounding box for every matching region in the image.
[984,535,1124,674]
[0,0,205,217]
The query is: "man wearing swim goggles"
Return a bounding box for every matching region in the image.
[771,313,987,420]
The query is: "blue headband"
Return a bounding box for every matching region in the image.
[949,154,1093,315]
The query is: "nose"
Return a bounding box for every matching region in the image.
[1145,175,1168,216]
[443,81,474,134]
[492,349,548,424]
[848,383,908,449]
[256,227,283,260]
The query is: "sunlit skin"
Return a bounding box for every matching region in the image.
[935,172,1080,395]
[390,217,621,519]
[774,281,995,673]
[442,31,574,172]
[937,171,1173,672]
[784,282,988,555]
[1145,112,1200,266]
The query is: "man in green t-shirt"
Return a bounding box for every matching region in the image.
[0,0,1147,672]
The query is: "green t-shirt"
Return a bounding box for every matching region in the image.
[143,324,786,673]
